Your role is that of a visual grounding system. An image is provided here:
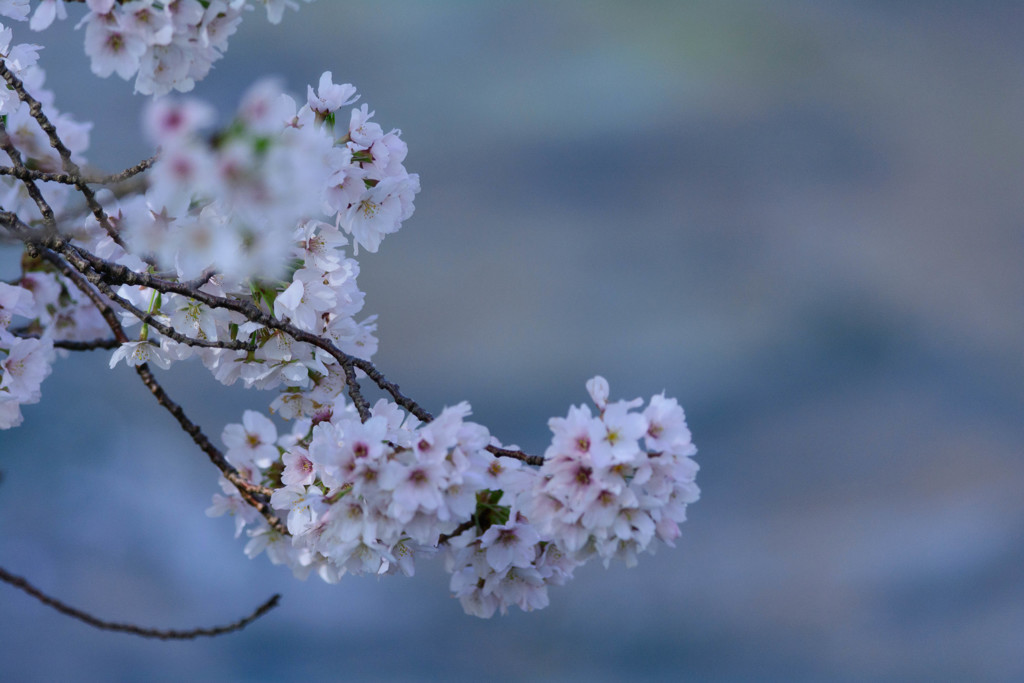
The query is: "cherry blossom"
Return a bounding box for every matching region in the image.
[0,6,699,621]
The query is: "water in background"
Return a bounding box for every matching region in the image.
[2,2,1022,680]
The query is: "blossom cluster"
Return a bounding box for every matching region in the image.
[209,377,700,617]
[0,1,701,622]
[2,53,415,416]
[115,70,418,289]
[0,282,54,428]
[99,73,416,390]
[0,0,315,95]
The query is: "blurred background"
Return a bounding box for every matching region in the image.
[2,1,1023,680]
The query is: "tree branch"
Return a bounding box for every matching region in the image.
[0,61,125,248]
[36,247,285,534]
[8,329,120,351]
[0,565,279,640]
[133,362,285,535]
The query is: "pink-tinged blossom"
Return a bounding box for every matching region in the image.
[281,448,317,487]
[643,393,695,455]
[83,18,148,80]
[295,219,346,272]
[108,340,173,370]
[528,378,700,570]
[548,403,607,462]
[0,396,24,429]
[167,295,220,343]
[450,565,500,618]
[143,97,215,146]
[480,517,541,572]
[599,398,647,465]
[381,460,447,522]
[348,104,383,146]
[274,268,337,333]
[483,566,550,614]
[0,28,40,81]
[586,375,610,409]
[367,131,408,177]
[0,335,53,402]
[135,41,195,95]
[307,71,357,116]
[0,282,35,328]
[119,0,174,46]
[222,409,279,469]
[271,484,325,536]
[16,272,60,328]
[237,78,293,134]
[206,480,261,537]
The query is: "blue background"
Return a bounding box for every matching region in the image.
[2,2,1023,680]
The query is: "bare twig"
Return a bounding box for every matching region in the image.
[0,565,279,640]
[134,363,284,534]
[83,155,158,185]
[486,445,544,467]
[9,329,120,351]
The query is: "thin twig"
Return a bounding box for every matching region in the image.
[0,565,279,640]
[134,363,283,533]
[0,117,57,233]
[486,445,545,467]
[83,155,158,185]
[437,520,475,545]
[0,61,125,248]
[9,329,120,351]
[37,247,284,533]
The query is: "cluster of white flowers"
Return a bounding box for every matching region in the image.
[115,71,418,287]
[97,73,415,387]
[209,376,700,617]
[0,22,92,221]
[527,377,700,567]
[0,282,54,428]
[0,0,315,95]
[0,1,701,621]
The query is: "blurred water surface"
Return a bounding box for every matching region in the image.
[2,2,1022,681]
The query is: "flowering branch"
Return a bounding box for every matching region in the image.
[0,0,700,623]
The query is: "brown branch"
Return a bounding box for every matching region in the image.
[437,520,475,545]
[0,61,125,248]
[0,565,279,640]
[486,445,544,467]
[9,329,120,351]
[0,117,57,233]
[52,337,121,351]
[83,155,158,185]
[0,166,82,186]
[60,242,378,416]
[88,276,257,352]
[133,363,285,535]
[350,357,432,423]
[36,247,284,533]
[36,248,127,344]
[48,241,549,465]
[0,155,156,190]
